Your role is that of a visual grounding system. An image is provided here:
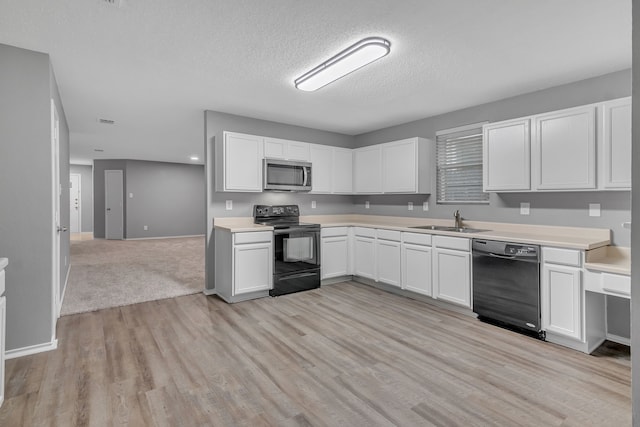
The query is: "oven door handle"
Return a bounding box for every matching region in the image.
[280,271,318,280]
[487,252,517,260]
[274,227,319,235]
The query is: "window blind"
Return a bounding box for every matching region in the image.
[436,123,489,204]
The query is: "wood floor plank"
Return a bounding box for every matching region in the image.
[0,282,631,426]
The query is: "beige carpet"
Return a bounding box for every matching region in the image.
[61,236,205,316]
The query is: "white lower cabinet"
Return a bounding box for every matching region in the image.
[321,228,350,279]
[401,233,432,296]
[541,263,582,341]
[432,236,471,308]
[376,230,401,287]
[215,230,273,302]
[353,228,376,280]
[0,295,4,408]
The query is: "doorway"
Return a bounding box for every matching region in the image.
[70,173,81,234]
[105,169,123,240]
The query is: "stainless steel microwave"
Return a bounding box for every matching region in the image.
[263,158,312,191]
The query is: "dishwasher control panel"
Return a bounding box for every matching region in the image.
[505,245,538,256]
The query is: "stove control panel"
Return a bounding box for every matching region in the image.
[254,205,300,218]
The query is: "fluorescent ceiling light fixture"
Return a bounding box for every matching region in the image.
[294,37,391,91]
[190,156,199,161]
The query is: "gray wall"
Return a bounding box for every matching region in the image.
[70,164,94,233]
[125,160,205,238]
[0,44,69,351]
[631,2,639,423]
[93,159,204,239]
[204,111,356,291]
[93,159,127,239]
[354,70,632,246]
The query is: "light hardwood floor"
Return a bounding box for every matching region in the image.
[0,282,630,426]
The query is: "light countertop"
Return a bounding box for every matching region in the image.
[0,258,7,270]
[214,215,611,251]
[585,246,631,275]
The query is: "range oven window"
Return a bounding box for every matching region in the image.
[274,228,319,276]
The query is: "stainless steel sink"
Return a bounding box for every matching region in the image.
[409,225,489,233]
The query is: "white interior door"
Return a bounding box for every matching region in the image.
[69,173,81,233]
[51,99,62,321]
[105,170,124,240]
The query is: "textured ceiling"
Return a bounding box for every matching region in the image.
[0,0,631,165]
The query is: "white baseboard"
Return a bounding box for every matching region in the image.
[606,333,631,346]
[5,339,58,360]
[126,234,205,241]
[203,288,217,296]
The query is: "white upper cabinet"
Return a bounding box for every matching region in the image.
[353,145,383,194]
[220,131,264,192]
[601,97,631,189]
[309,144,333,193]
[264,137,310,161]
[381,137,431,194]
[532,105,596,190]
[332,148,353,194]
[483,119,531,191]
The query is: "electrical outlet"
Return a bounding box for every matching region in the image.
[226,200,233,210]
[423,201,429,211]
[365,201,370,209]
[129,193,133,198]
[408,202,413,211]
[144,225,148,231]
[589,203,601,217]
[520,202,530,215]
[311,200,317,209]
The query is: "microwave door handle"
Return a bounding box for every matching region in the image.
[303,166,308,186]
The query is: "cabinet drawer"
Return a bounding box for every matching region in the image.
[543,247,581,267]
[402,232,432,246]
[0,269,4,295]
[433,236,470,252]
[602,273,630,297]
[321,227,349,238]
[234,231,272,245]
[354,227,376,238]
[376,229,401,241]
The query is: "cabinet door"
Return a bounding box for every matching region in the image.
[382,139,417,193]
[602,98,631,189]
[376,239,401,287]
[234,242,272,295]
[332,148,353,194]
[309,144,333,193]
[224,132,264,192]
[402,243,432,296]
[353,146,383,194]
[321,236,349,279]
[433,248,471,308]
[533,106,596,190]
[287,141,310,161]
[483,119,531,191]
[264,138,287,159]
[353,236,376,280]
[541,264,582,340]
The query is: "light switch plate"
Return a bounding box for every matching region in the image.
[129,193,133,198]
[589,203,601,217]
[408,202,413,211]
[520,202,530,215]
[365,201,370,209]
[143,225,148,231]
[311,200,316,209]
[225,200,233,210]
[423,201,429,211]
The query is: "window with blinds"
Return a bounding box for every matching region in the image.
[436,123,489,204]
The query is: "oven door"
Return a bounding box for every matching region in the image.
[273,227,320,276]
[263,159,312,191]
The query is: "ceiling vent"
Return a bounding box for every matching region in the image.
[98,118,115,125]
[94,149,104,152]
[102,0,122,8]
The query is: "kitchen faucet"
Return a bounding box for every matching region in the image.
[453,210,462,228]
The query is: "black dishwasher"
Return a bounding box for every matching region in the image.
[472,239,542,338]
